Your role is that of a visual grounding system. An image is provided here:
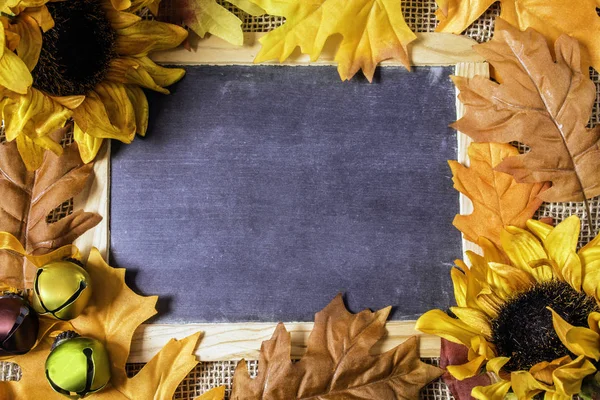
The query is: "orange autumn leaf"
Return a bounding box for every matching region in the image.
[231,294,442,399]
[195,386,226,400]
[452,20,600,206]
[435,0,600,73]
[4,248,201,399]
[449,142,549,247]
[246,0,417,81]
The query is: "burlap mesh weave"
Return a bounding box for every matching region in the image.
[3,1,600,399]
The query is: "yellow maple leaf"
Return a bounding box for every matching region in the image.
[195,386,226,400]
[247,0,417,81]
[449,142,549,247]
[435,0,600,72]
[171,0,264,46]
[3,248,201,399]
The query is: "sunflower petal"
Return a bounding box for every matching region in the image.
[2,88,71,141]
[110,0,131,11]
[73,124,105,164]
[543,391,571,400]
[116,20,188,57]
[23,5,54,32]
[72,83,136,143]
[511,371,553,400]
[447,355,486,381]
[451,266,467,308]
[527,219,554,242]
[579,246,600,301]
[451,307,493,338]
[501,226,547,275]
[107,57,184,94]
[0,20,5,59]
[468,335,496,359]
[588,312,600,334]
[479,236,509,264]
[415,309,480,346]
[0,50,32,94]
[472,380,512,400]
[487,262,535,299]
[125,85,148,136]
[133,56,185,87]
[50,95,86,109]
[104,7,141,29]
[13,14,42,71]
[530,356,572,385]
[549,307,600,360]
[544,216,582,291]
[487,356,510,375]
[552,355,596,396]
[15,134,46,171]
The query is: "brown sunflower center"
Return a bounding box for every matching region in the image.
[32,0,117,96]
[491,280,599,371]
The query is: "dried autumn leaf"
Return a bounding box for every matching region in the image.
[450,142,549,247]
[162,0,264,46]
[453,20,600,207]
[231,294,442,399]
[4,248,202,400]
[0,140,101,289]
[435,0,600,73]
[195,386,226,400]
[246,0,417,81]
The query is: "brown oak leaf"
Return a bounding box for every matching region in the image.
[450,142,549,247]
[231,294,442,399]
[0,139,101,289]
[453,20,600,209]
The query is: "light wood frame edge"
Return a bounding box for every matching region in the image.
[84,61,488,363]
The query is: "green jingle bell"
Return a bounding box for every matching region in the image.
[46,331,111,398]
[32,260,92,320]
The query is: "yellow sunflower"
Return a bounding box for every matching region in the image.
[416,215,600,400]
[0,0,187,170]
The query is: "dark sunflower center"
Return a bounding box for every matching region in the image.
[32,0,116,96]
[492,280,599,371]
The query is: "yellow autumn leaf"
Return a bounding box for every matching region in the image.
[4,248,201,399]
[195,386,226,400]
[435,0,600,73]
[247,0,417,81]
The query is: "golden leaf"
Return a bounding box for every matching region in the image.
[232,294,442,399]
[160,0,264,46]
[195,386,226,400]
[0,140,101,289]
[4,249,202,400]
[246,0,417,81]
[435,0,600,73]
[452,20,600,207]
[449,142,549,247]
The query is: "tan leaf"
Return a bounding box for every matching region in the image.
[450,142,549,247]
[231,294,442,399]
[0,140,101,289]
[246,0,417,81]
[435,0,600,73]
[4,249,201,400]
[452,20,600,206]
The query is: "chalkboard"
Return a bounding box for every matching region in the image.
[110,65,460,323]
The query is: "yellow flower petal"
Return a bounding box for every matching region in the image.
[451,264,467,307]
[72,83,136,143]
[451,307,492,339]
[527,259,557,283]
[0,19,5,59]
[107,56,184,94]
[50,95,86,109]
[487,356,510,375]
[15,134,45,170]
[1,88,71,141]
[530,356,572,385]
[104,8,141,29]
[549,307,600,360]
[125,85,148,136]
[552,355,596,396]
[579,246,600,300]
[501,226,547,276]
[74,123,105,164]
[0,49,32,94]
[22,5,54,32]
[472,380,512,400]
[468,335,496,360]
[588,312,600,334]
[526,219,553,242]
[116,20,188,57]
[415,309,480,346]
[13,14,42,71]
[110,0,131,11]
[447,355,486,380]
[543,391,571,400]
[479,236,509,264]
[543,216,582,290]
[511,371,553,400]
[486,262,535,300]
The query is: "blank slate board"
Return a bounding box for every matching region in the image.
[110,65,460,323]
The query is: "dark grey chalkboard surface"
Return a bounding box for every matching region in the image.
[110,65,459,323]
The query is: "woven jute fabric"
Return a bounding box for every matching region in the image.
[3,1,600,399]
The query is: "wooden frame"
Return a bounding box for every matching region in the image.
[80,33,488,363]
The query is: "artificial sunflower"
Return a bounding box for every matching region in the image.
[416,215,600,400]
[0,0,187,170]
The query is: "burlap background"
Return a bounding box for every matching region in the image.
[3,0,600,398]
